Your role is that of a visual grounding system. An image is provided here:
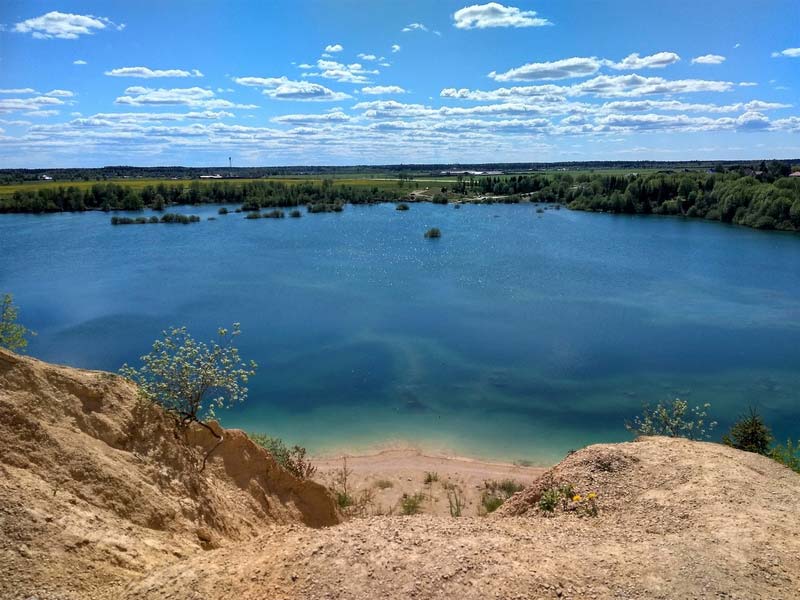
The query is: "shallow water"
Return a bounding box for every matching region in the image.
[1,203,798,463]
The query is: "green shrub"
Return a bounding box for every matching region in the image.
[249,433,316,479]
[424,227,441,239]
[289,209,302,218]
[400,492,425,515]
[445,483,464,517]
[481,494,504,513]
[424,471,439,484]
[722,408,773,454]
[245,211,262,219]
[538,488,560,513]
[218,207,228,215]
[373,479,393,490]
[0,293,35,352]
[770,439,800,473]
[625,399,716,440]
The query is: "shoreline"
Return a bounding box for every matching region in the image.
[310,445,548,517]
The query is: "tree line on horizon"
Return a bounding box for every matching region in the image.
[1,166,799,233]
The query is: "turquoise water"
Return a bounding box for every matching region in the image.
[1,203,798,463]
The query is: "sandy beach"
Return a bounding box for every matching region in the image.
[312,447,547,516]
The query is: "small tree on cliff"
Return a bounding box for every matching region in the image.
[120,323,257,470]
[0,293,35,352]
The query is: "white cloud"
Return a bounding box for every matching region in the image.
[490,57,601,81]
[298,63,313,69]
[739,82,758,87]
[234,76,351,102]
[115,86,257,109]
[44,89,74,98]
[0,88,36,94]
[771,48,800,58]
[305,59,378,84]
[271,111,351,124]
[24,110,60,118]
[361,85,408,95]
[73,59,87,65]
[0,95,64,114]
[13,11,123,40]
[357,53,377,61]
[105,67,204,78]
[391,44,401,53]
[572,74,734,97]
[443,74,735,100]
[402,23,429,32]
[325,44,343,53]
[453,3,551,29]
[606,52,681,70]
[691,54,726,65]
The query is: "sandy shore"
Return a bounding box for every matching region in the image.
[312,447,547,517]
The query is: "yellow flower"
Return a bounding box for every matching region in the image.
[587,492,597,500]
[572,494,582,502]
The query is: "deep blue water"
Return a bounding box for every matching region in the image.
[1,203,798,463]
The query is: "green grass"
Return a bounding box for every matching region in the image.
[0,176,406,198]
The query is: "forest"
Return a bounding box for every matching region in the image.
[1,164,799,233]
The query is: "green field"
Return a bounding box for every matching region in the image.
[0,167,688,198]
[0,176,413,198]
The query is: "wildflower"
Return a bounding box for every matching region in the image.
[587,492,597,500]
[572,494,582,502]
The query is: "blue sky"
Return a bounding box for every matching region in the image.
[0,0,799,167]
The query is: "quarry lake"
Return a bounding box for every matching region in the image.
[2,203,799,463]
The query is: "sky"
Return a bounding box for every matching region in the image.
[0,0,799,167]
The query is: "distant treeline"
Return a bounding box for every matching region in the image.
[2,167,799,233]
[1,159,798,184]
[0,180,403,213]
[455,163,799,232]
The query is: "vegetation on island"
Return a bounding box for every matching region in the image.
[0,293,35,352]
[424,227,441,238]
[111,213,200,225]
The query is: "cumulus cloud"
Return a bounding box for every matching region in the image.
[692,54,726,65]
[391,44,401,53]
[361,85,407,95]
[271,111,351,124]
[44,89,74,97]
[234,76,351,101]
[402,23,429,32]
[357,53,377,61]
[105,67,204,78]
[490,57,601,82]
[13,11,123,40]
[305,59,378,83]
[0,88,36,94]
[453,2,551,29]
[73,59,87,65]
[0,95,63,114]
[606,52,681,70]
[325,44,343,53]
[443,74,735,100]
[771,48,800,58]
[115,86,258,109]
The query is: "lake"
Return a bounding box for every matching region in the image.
[1,203,798,463]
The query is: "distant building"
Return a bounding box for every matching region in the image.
[199,174,223,179]
[789,171,800,177]
[39,174,53,180]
